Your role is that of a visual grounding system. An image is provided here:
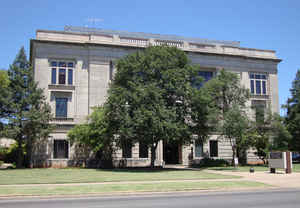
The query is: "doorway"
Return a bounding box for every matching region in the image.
[163,141,182,164]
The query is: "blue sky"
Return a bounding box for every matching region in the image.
[1,0,299,114]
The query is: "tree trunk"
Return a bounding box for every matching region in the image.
[232,146,237,168]
[25,142,33,168]
[150,143,158,168]
[16,139,24,168]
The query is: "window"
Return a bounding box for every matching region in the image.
[53,140,69,159]
[250,73,267,95]
[252,100,266,123]
[139,143,148,158]
[122,142,132,158]
[255,106,265,123]
[209,140,218,157]
[195,140,203,157]
[50,61,74,85]
[56,98,68,118]
[192,71,213,89]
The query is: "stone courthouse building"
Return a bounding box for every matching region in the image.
[30,26,281,167]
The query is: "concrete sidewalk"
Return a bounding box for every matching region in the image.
[0,178,248,188]
[205,170,300,188]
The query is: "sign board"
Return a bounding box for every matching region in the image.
[269,152,286,169]
[269,152,293,171]
[270,152,282,159]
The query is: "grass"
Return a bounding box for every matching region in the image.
[0,181,268,196]
[0,168,239,185]
[207,163,300,172]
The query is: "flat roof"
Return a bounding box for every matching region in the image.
[64,25,240,47]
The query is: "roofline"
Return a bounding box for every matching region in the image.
[36,29,238,47]
[35,29,277,53]
[30,39,282,63]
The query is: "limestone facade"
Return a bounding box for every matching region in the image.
[30,26,281,167]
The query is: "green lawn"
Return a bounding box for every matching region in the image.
[0,168,239,185]
[207,163,300,172]
[0,181,268,196]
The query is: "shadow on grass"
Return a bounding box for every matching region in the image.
[95,167,206,173]
[207,167,238,171]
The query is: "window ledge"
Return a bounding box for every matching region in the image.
[51,118,75,125]
[250,94,269,99]
[52,117,74,121]
[48,84,75,91]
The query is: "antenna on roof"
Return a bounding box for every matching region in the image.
[86,18,104,28]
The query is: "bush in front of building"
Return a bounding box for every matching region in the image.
[1,143,25,165]
[192,158,230,168]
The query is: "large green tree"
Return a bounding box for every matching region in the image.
[68,107,114,167]
[285,69,300,152]
[3,47,53,168]
[105,46,211,167]
[204,70,250,165]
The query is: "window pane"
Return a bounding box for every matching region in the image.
[68,62,74,68]
[59,69,66,84]
[250,80,254,94]
[209,140,218,157]
[68,69,73,85]
[255,74,261,79]
[195,140,203,157]
[51,68,56,84]
[261,74,267,79]
[56,98,68,118]
[139,143,148,158]
[250,73,254,79]
[59,62,66,67]
[262,81,266,94]
[51,61,57,67]
[256,80,261,94]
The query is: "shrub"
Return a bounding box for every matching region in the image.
[0,147,7,161]
[2,143,26,163]
[193,158,229,168]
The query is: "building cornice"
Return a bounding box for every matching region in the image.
[30,39,282,63]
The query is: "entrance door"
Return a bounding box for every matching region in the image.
[163,141,181,164]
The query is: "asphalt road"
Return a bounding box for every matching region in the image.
[0,189,300,208]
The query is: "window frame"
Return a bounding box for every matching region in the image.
[209,140,218,157]
[50,61,74,85]
[55,97,68,118]
[192,70,214,89]
[194,140,204,158]
[249,73,267,95]
[53,139,69,159]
